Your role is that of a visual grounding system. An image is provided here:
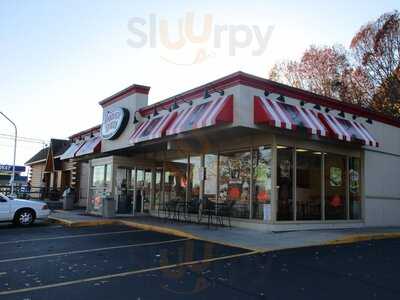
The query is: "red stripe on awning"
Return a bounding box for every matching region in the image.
[129,111,177,144]
[75,136,102,157]
[319,113,379,147]
[254,96,327,136]
[166,94,233,136]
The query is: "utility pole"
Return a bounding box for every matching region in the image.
[0,112,17,196]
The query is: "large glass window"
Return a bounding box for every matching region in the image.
[204,154,218,202]
[189,156,201,201]
[89,164,112,215]
[277,146,294,221]
[325,153,347,220]
[154,168,163,211]
[252,146,272,220]
[296,149,322,220]
[163,158,188,204]
[349,157,361,219]
[219,150,251,219]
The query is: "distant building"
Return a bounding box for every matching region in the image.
[25,139,70,200]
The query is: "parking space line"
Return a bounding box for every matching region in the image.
[0,229,145,245]
[0,250,259,296]
[0,238,190,264]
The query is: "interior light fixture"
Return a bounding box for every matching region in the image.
[153,108,159,117]
[133,111,140,124]
[338,111,345,118]
[296,148,308,152]
[264,90,270,97]
[313,151,322,155]
[366,118,373,124]
[277,145,287,149]
[314,104,321,110]
[300,100,306,106]
[325,108,331,113]
[203,89,211,99]
[352,114,357,120]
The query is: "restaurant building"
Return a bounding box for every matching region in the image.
[59,71,400,230]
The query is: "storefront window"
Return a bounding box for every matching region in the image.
[219,150,251,219]
[296,149,322,220]
[189,156,201,201]
[325,153,347,220]
[277,146,294,221]
[252,146,272,220]
[163,157,188,204]
[92,166,105,187]
[204,154,218,202]
[349,157,361,219]
[154,169,163,210]
[89,164,112,215]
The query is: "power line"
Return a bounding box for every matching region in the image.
[0,133,47,145]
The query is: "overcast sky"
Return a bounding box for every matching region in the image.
[0,0,398,166]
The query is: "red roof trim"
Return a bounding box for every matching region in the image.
[69,124,101,140]
[99,84,151,108]
[139,71,400,128]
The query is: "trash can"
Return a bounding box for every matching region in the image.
[62,188,75,210]
[103,196,115,218]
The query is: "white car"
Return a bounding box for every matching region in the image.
[0,193,50,226]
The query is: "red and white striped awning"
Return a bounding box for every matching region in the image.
[129,112,177,144]
[254,96,326,136]
[166,94,233,136]
[60,141,84,160]
[75,136,102,157]
[319,114,379,147]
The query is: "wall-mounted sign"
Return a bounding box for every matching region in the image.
[0,164,25,173]
[101,107,129,140]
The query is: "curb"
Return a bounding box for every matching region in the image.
[325,232,400,245]
[48,216,120,228]
[118,220,257,251]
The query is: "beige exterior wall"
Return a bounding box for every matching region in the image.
[29,162,45,197]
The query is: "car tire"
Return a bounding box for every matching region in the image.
[14,209,36,226]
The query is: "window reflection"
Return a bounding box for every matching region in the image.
[253,147,272,220]
[325,153,347,220]
[277,146,294,221]
[349,157,361,219]
[296,150,322,220]
[204,154,218,202]
[219,151,251,219]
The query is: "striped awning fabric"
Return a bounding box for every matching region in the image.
[75,136,102,157]
[60,142,84,160]
[319,114,379,147]
[129,112,177,144]
[254,96,326,136]
[166,94,233,136]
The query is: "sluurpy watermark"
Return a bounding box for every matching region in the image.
[127,12,274,66]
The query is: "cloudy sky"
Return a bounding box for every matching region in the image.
[0,0,398,166]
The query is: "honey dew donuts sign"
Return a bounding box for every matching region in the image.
[101,107,129,140]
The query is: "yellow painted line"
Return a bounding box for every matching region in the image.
[0,250,259,296]
[0,230,145,245]
[325,232,400,245]
[0,238,189,264]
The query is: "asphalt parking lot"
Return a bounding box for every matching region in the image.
[0,223,400,300]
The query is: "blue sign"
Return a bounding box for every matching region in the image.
[0,164,25,173]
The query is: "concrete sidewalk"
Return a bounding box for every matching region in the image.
[49,210,400,251]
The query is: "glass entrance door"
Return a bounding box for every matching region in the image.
[116,168,134,214]
[135,169,152,213]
